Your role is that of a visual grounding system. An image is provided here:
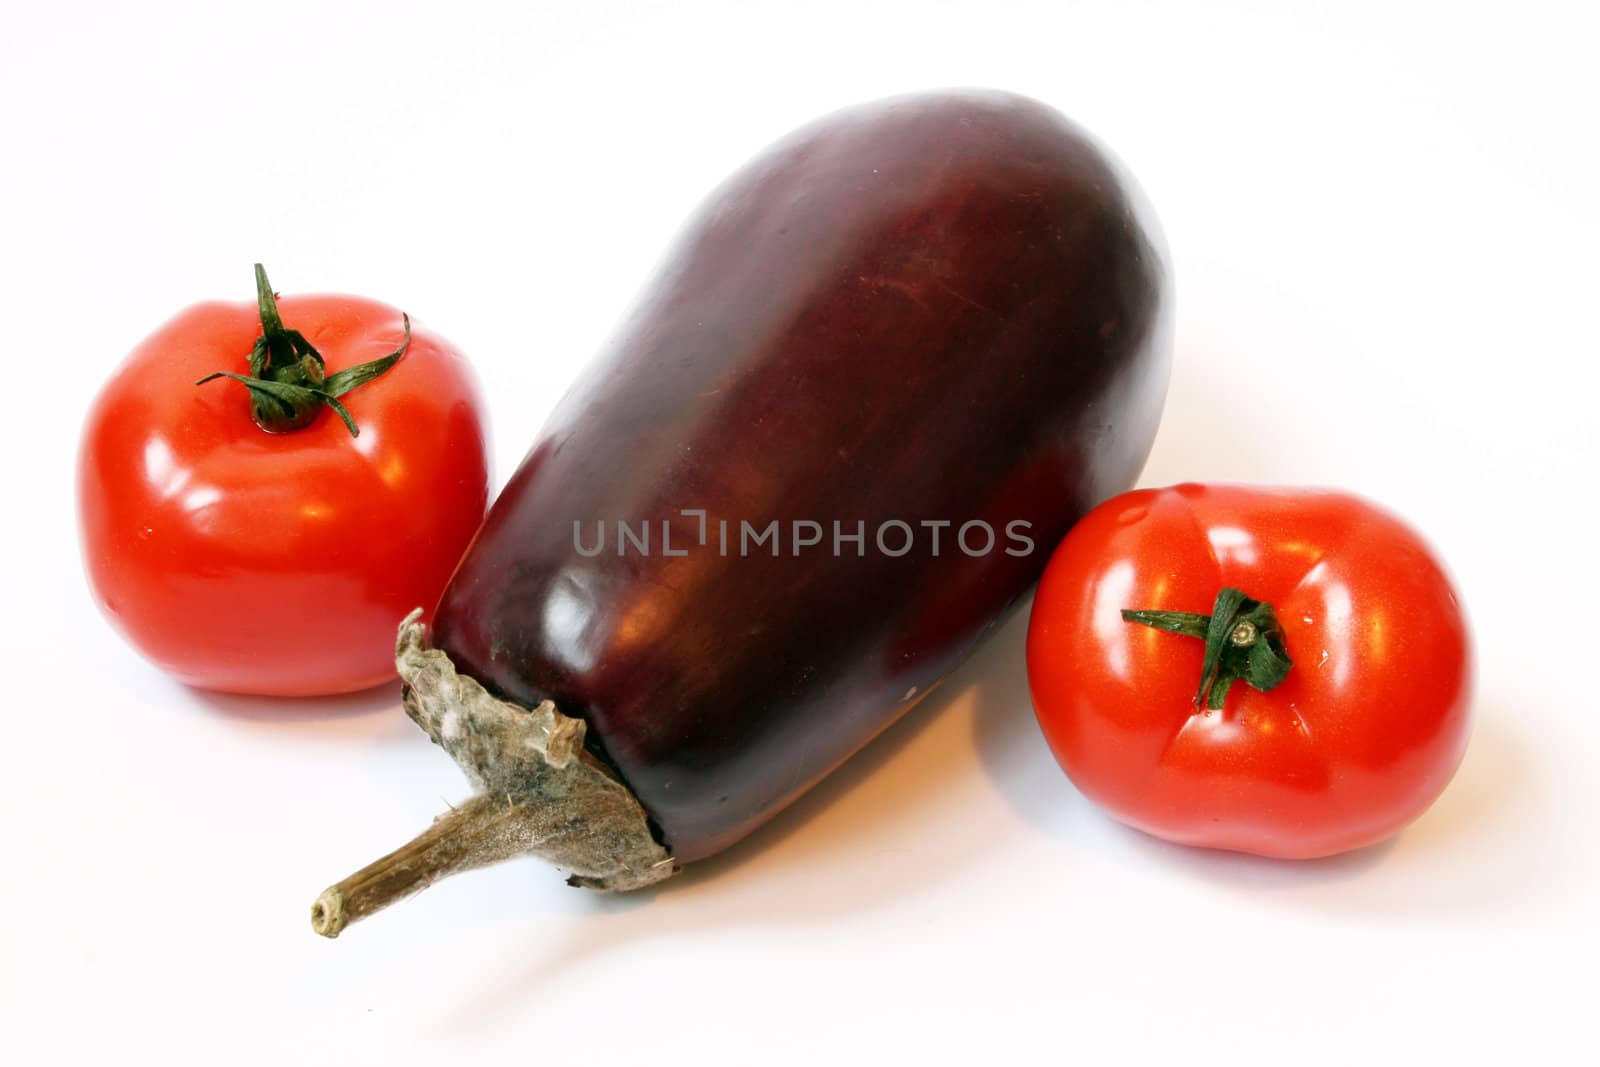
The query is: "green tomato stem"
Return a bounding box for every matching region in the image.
[195,263,410,436]
[1122,587,1294,709]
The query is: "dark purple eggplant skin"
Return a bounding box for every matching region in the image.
[433,90,1171,863]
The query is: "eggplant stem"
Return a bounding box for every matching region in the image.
[311,794,529,937]
[309,611,675,938]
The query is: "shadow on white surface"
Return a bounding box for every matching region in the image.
[182,678,413,742]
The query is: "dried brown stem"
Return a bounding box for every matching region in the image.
[309,611,676,938]
[311,794,532,937]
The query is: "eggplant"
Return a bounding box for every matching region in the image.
[311,89,1170,936]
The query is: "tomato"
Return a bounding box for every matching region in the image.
[1026,483,1473,858]
[78,267,491,696]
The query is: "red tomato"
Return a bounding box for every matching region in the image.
[78,269,491,696]
[1026,483,1473,858]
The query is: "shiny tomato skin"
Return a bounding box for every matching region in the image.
[1026,483,1473,858]
[78,294,491,696]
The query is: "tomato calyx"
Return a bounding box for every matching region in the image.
[1122,587,1294,709]
[195,263,410,436]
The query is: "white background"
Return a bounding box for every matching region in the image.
[3,1,1596,1064]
